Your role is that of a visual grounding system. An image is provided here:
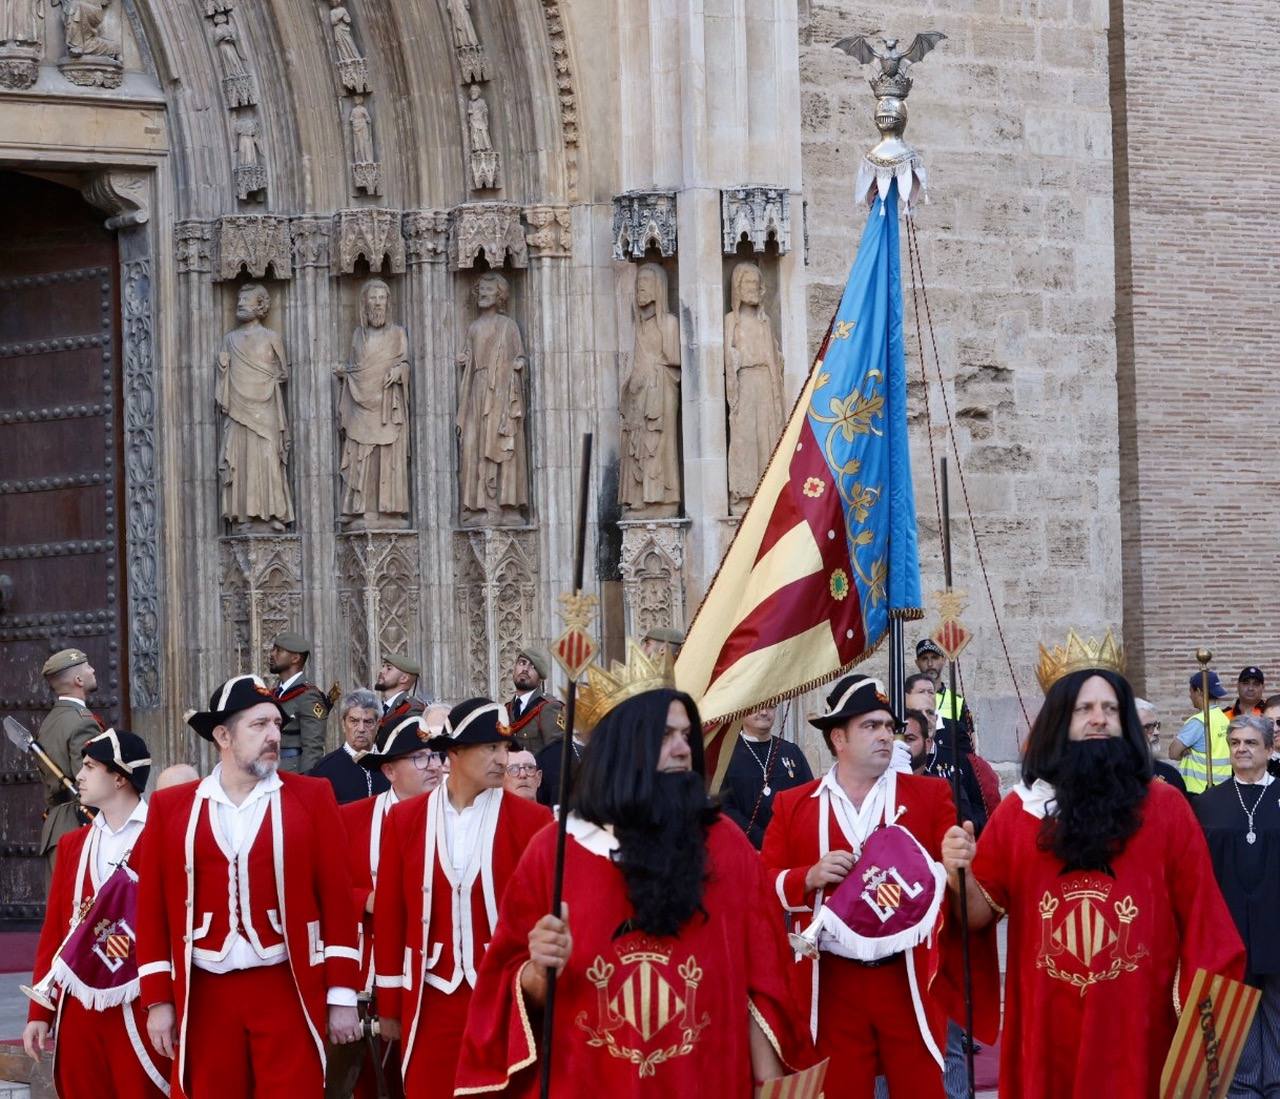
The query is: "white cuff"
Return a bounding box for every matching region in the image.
[326,986,358,1007]
[774,869,811,914]
[374,974,404,989]
[324,945,361,962]
[138,960,174,979]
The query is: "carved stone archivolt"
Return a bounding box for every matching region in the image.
[218,535,304,674]
[453,528,538,699]
[349,96,381,195]
[402,209,449,265]
[233,113,267,200]
[334,207,405,275]
[612,191,678,260]
[618,520,687,640]
[0,0,42,89]
[524,204,571,259]
[327,0,368,93]
[721,186,791,255]
[215,215,292,281]
[539,0,580,200]
[449,202,527,270]
[337,531,419,687]
[212,12,255,108]
[466,83,499,191]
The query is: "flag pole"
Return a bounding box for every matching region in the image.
[940,456,976,1099]
[539,432,593,1099]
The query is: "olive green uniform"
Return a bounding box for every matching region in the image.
[274,679,331,773]
[35,698,99,883]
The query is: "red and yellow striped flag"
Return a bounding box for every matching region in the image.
[1161,969,1260,1099]
[760,1058,829,1099]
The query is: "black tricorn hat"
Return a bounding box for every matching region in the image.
[428,698,515,752]
[808,674,897,731]
[82,728,152,794]
[358,712,432,770]
[187,675,286,742]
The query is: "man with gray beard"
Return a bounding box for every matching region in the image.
[135,675,363,1097]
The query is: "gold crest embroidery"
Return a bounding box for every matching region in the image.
[313,702,326,719]
[1035,874,1149,996]
[577,939,710,1077]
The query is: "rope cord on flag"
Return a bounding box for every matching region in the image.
[904,214,1031,738]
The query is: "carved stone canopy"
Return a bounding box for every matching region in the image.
[612,191,677,260]
[215,215,293,281]
[333,208,406,275]
[721,186,791,255]
[449,202,528,271]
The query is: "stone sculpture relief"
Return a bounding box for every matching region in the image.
[349,97,381,195]
[335,279,410,530]
[212,13,254,107]
[216,283,294,531]
[457,272,528,523]
[468,84,499,190]
[724,261,784,515]
[619,263,681,517]
[328,0,368,93]
[449,202,527,270]
[233,113,267,200]
[447,0,487,83]
[0,0,42,89]
[58,0,122,86]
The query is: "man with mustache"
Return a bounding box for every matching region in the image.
[372,698,549,1097]
[455,643,814,1095]
[942,632,1246,1097]
[135,675,363,1096]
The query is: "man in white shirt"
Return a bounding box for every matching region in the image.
[135,675,363,1096]
[23,728,169,1097]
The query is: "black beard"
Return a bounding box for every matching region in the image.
[611,771,715,939]
[1039,738,1148,874]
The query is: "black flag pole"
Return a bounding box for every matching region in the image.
[940,456,977,1099]
[539,432,593,1099]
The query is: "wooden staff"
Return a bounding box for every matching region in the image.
[539,432,593,1099]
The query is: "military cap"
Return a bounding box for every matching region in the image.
[642,626,685,646]
[518,645,551,681]
[42,648,89,677]
[384,653,421,677]
[271,631,312,656]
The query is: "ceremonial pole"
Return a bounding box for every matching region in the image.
[938,456,976,1098]
[1196,647,1213,790]
[540,433,593,1099]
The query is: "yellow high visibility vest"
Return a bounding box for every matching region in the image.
[936,688,965,722]
[1178,708,1231,794]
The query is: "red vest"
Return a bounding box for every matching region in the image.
[189,799,286,965]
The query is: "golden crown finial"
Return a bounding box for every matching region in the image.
[573,638,677,732]
[1035,628,1126,694]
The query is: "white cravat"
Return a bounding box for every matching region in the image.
[819,765,889,853]
[442,785,496,876]
[90,800,147,887]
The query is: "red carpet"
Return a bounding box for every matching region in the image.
[0,932,39,973]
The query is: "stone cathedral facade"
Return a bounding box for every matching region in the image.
[1,0,1277,790]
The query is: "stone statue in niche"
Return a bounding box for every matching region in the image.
[724,261,785,515]
[328,0,368,93]
[446,0,478,47]
[0,0,42,89]
[335,279,410,530]
[349,96,381,195]
[56,0,122,86]
[216,282,294,531]
[619,263,681,517]
[457,272,528,521]
[467,84,499,190]
[212,12,254,107]
[233,113,267,199]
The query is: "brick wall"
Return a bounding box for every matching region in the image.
[1111,0,1280,725]
[798,1,1122,759]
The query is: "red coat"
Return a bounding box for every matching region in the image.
[761,768,999,1048]
[373,785,550,1079]
[31,823,170,1093]
[134,772,361,1088]
[340,789,399,991]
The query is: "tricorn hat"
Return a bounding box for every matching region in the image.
[359,713,431,770]
[82,728,152,794]
[808,674,896,731]
[187,675,286,742]
[270,631,312,656]
[428,698,515,752]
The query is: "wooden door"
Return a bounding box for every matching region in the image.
[0,171,129,924]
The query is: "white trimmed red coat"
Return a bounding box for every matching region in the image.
[30,823,170,1094]
[372,785,550,1080]
[134,772,361,1088]
[340,787,398,991]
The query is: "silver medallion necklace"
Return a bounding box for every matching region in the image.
[743,734,776,796]
[1232,777,1265,844]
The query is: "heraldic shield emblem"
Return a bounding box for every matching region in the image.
[791,823,946,961]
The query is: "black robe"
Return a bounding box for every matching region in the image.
[1196,776,1280,979]
[719,734,813,849]
[927,724,989,835]
[308,745,390,804]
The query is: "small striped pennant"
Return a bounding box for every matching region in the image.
[760,1057,829,1099]
[1161,969,1261,1099]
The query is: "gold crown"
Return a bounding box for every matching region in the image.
[573,639,676,732]
[1035,628,1125,694]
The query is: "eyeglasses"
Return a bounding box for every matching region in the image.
[1141,721,1160,733]
[410,751,446,771]
[506,763,539,777]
